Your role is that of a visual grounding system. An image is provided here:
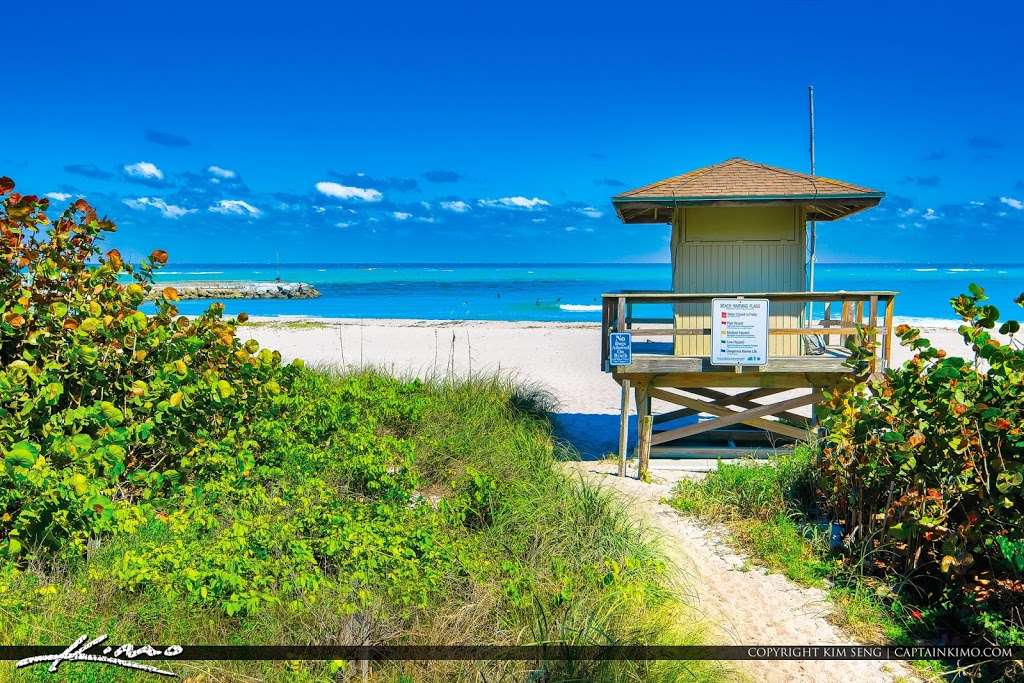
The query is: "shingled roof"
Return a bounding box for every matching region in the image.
[612,157,884,224]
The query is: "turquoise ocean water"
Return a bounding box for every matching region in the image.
[148,263,1024,322]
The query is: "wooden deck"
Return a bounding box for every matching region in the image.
[600,290,898,475]
[615,346,852,378]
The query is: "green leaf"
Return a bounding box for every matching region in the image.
[41,382,63,404]
[4,441,39,469]
[999,320,1020,335]
[99,401,124,425]
[69,473,90,495]
[882,431,906,444]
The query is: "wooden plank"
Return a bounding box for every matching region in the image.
[617,354,851,375]
[617,379,631,477]
[655,427,797,442]
[628,327,709,336]
[653,387,787,422]
[637,414,652,481]
[648,390,821,444]
[614,371,846,389]
[823,302,832,345]
[653,406,693,425]
[650,445,782,460]
[601,290,898,303]
[685,386,812,426]
[651,387,770,423]
[770,327,858,336]
[616,296,626,332]
[647,388,814,441]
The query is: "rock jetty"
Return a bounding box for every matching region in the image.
[148,281,320,300]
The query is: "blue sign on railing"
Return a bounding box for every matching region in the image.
[609,332,632,366]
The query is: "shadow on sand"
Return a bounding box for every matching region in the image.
[550,412,702,460]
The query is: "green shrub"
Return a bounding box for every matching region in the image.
[820,284,1024,643]
[0,178,302,561]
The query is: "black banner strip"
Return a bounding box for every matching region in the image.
[2,645,1020,661]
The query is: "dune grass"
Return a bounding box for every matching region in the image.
[2,371,723,682]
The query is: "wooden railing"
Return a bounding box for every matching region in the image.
[601,290,898,372]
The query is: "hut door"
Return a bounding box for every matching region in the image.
[671,206,805,357]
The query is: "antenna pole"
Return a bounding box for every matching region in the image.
[808,85,816,294]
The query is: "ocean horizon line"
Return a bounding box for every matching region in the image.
[136,261,1024,268]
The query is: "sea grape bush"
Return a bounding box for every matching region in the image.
[0,178,449,616]
[0,178,300,560]
[820,284,1024,642]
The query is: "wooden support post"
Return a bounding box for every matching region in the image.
[634,383,651,480]
[637,415,653,482]
[617,379,631,477]
[601,298,611,371]
[840,301,852,346]
[823,302,832,345]
[809,385,821,434]
[869,295,879,373]
[883,297,895,369]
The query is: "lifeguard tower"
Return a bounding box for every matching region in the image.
[601,158,896,471]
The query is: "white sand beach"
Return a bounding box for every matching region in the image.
[243,316,985,457]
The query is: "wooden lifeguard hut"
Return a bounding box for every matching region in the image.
[601,158,896,472]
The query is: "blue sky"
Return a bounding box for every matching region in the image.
[6,1,1023,263]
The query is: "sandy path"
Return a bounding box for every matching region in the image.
[564,460,922,683]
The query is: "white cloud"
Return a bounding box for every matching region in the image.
[969,200,985,207]
[207,165,236,179]
[315,181,382,202]
[314,206,326,214]
[336,221,352,229]
[45,192,71,201]
[440,200,470,213]
[123,197,195,219]
[576,206,603,218]
[899,208,917,217]
[123,161,164,181]
[392,211,412,220]
[564,226,577,232]
[1000,196,1023,210]
[209,199,262,217]
[922,208,940,220]
[478,196,550,209]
